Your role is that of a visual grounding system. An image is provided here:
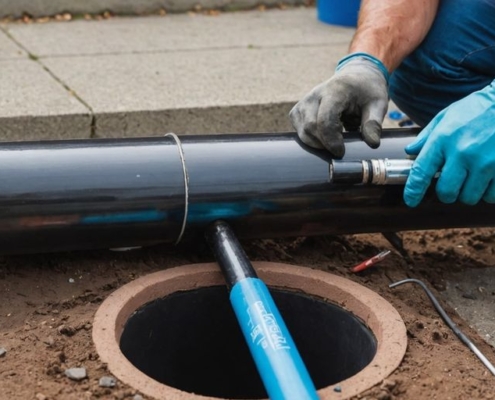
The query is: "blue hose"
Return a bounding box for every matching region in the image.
[230,277,319,400]
[206,220,319,400]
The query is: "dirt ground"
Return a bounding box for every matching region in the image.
[0,228,494,400]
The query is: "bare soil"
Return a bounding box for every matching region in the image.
[0,228,494,400]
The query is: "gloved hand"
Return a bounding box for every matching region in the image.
[404,80,495,207]
[289,53,389,158]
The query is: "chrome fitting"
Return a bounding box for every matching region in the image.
[370,159,414,185]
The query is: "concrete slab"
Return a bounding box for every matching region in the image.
[0,30,26,59]
[4,9,353,57]
[443,268,495,347]
[42,45,348,137]
[0,0,306,19]
[0,59,92,140]
[95,103,295,137]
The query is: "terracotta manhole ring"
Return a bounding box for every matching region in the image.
[93,262,407,399]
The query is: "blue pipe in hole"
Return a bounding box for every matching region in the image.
[206,220,319,400]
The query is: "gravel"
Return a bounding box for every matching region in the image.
[99,376,117,388]
[65,367,87,381]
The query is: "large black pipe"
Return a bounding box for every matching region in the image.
[0,128,494,254]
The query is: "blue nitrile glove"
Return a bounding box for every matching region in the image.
[289,53,389,158]
[404,80,495,207]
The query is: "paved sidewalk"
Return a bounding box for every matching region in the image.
[0,7,355,140]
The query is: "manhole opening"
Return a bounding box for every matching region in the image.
[120,286,377,399]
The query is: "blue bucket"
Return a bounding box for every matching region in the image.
[317,0,361,27]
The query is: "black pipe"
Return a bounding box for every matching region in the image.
[205,221,257,290]
[0,128,494,254]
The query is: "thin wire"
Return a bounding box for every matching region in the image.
[390,278,495,376]
[165,132,189,245]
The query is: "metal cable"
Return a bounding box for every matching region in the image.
[390,278,495,376]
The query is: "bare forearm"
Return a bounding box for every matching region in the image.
[350,0,439,72]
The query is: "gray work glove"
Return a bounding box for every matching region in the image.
[289,54,389,158]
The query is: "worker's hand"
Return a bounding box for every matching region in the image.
[289,53,389,158]
[404,81,495,207]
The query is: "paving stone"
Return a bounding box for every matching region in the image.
[4,9,353,57]
[0,29,25,60]
[0,59,91,141]
[42,45,347,137]
[0,8,353,140]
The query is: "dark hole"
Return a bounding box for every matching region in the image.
[120,286,377,399]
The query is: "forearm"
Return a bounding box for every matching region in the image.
[350,0,439,72]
